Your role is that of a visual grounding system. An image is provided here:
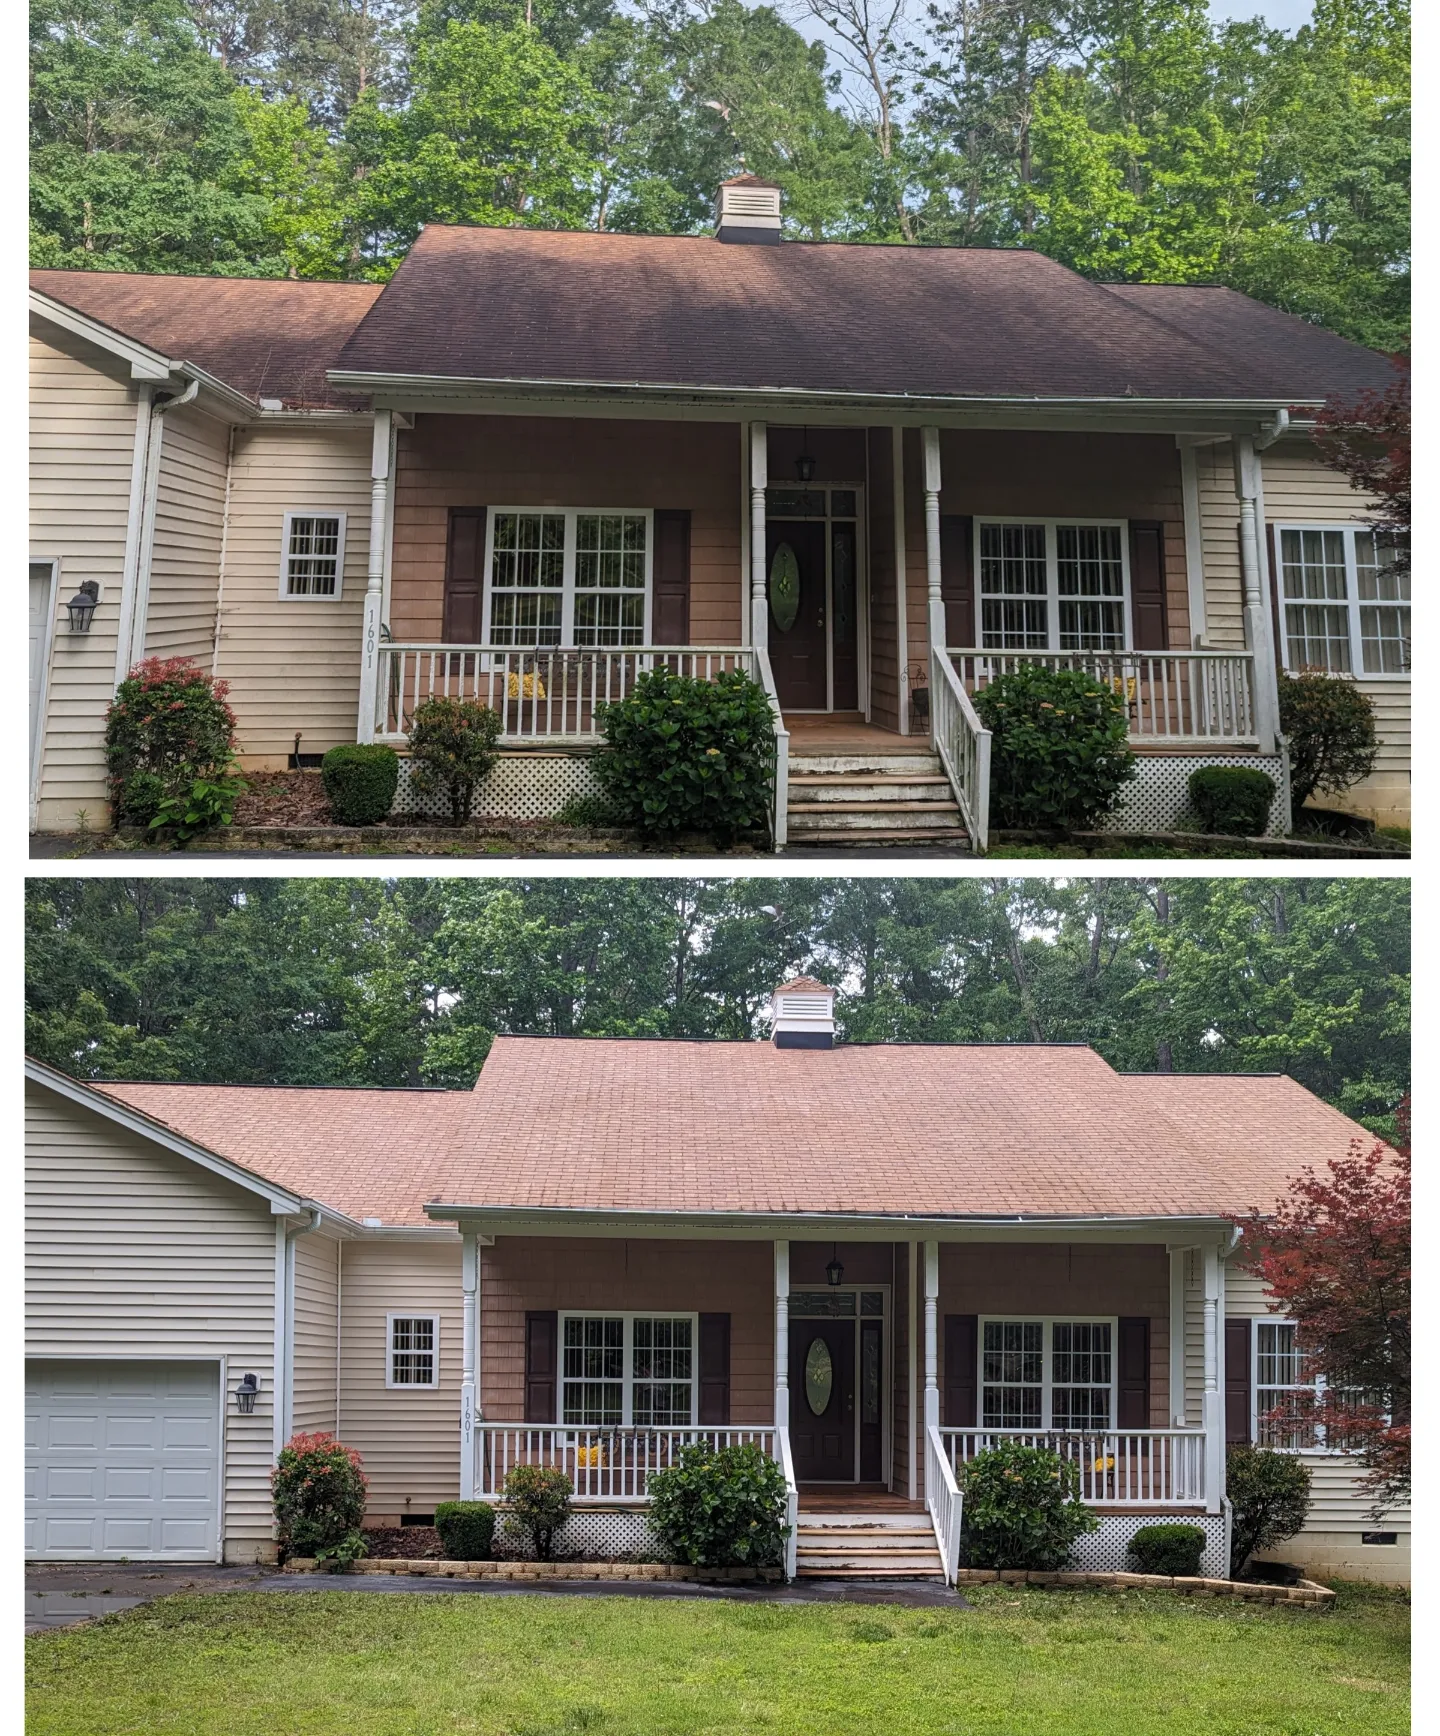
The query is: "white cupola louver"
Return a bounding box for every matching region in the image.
[716,175,782,245]
[769,977,836,1049]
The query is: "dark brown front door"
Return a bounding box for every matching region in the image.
[789,1318,854,1481]
[766,520,828,709]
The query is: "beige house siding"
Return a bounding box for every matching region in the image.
[215,421,371,766]
[292,1232,340,1435]
[25,1082,280,1562]
[29,328,141,830]
[336,1238,463,1521]
[144,403,229,662]
[1195,441,1246,651]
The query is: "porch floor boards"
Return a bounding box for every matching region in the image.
[782,715,920,753]
[797,1488,926,1512]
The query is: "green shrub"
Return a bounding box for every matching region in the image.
[322,743,399,825]
[555,792,625,828]
[959,1440,1099,1570]
[434,1500,496,1561]
[971,664,1137,831]
[647,1441,789,1569]
[148,770,248,843]
[1127,1523,1206,1577]
[406,697,502,824]
[1188,765,1276,836]
[593,668,774,843]
[272,1432,368,1572]
[1278,672,1378,819]
[105,656,239,827]
[502,1464,572,1560]
[1227,1445,1312,1578]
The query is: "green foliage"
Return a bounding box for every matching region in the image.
[1188,766,1276,836]
[322,744,400,826]
[959,1440,1099,1571]
[406,696,502,824]
[554,792,625,828]
[433,1500,496,1560]
[594,668,774,843]
[1127,1522,1206,1577]
[1226,1446,1313,1577]
[501,1464,572,1560]
[148,769,247,841]
[1279,672,1379,817]
[972,664,1137,831]
[105,656,239,826]
[272,1431,368,1571]
[646,1441,789,1568]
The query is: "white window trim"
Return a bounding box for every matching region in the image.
[978,1315,1119,1431]
[1250,1314,1355,1456]
[1274,521,1410,680]
[278,510,349,601]
[973,517,1133,653]
[558,1309,699,1429]
[481,507,654,648]
[386,1312,440,1389]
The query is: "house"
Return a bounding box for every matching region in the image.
[24,980,1407,1584]
[30,180,1408,846]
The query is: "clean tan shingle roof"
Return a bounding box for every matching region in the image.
[95,1038,1382,1229]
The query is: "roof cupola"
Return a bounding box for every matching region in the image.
[715,175,782,245]
[769,977,836,1049]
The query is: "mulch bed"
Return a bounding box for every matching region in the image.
[233,770,335,827]
[363,1527,446,1560]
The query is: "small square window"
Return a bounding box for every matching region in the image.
[281,512,346,598]
[388,1315,438,1387]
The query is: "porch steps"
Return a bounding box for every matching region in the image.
[794,1512,946,1581]
[786,750,967,850]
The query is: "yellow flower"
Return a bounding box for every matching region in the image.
[507,672,546,700]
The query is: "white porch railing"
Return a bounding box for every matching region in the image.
[471,1424,779,1503]
[778,1426,799,1581]
[753,645,789,850]
[947,649,1259,745]
[930,645,991,853]
[925,1425,964,1585]
[941,1429,1207,1507]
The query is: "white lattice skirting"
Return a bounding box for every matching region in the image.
[1097,754,1290,837]
[393,751,602,822]
[1068,1512,1229,1579]
[493,1507,658,1562]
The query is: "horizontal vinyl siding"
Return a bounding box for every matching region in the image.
[25,1083,278,1558]
[1195,441,1245,650]
[144,403,228,661]
[216,423,370,763]
[29,329,140,829]
[292,1233,339,1435]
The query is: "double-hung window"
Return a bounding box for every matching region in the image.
[484,509,651,648]
[1278,525,1410,676]
[280,511,346,598]
[560,1312,695,1427]
[387,1314,439,1387]
[981,1318,1115,1430]
[976,520,1130,652]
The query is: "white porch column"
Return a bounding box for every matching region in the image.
[923,1240,940,1431]
[922,427,945,663]
[907,1239,918,1499]
[1169,1246,1188,1427]
[750,424,769,651]
[1202,1241,1224,1514]
[356,409,393,744]
[892,429,910,735]
[459,1230,479,1499]
[774,1239,789,1429]
[1233,435,1281,753]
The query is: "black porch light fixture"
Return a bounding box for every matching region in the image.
[234,1372,260,1414]
[795,427,816,484]
[66,581,99,634]
[826,1244,844,1287]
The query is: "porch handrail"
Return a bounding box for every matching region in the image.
[777,1426,799,1582]
[753,644,789,852]
[940,1427,1207,1507]
[924,1424,963,1585]
[930,645,991,854]
[947,648,1259,745]
[471,1423,779,1503]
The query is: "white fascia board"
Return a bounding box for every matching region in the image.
[31,292,177,381]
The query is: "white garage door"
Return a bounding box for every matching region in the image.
[26,1360,221,1560]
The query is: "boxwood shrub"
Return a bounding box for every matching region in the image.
[1187,765,1276,836]
[322,743,399,825]
[959,1439,1098,1570]
[1278,672,1378,820]
[1227,1445,1312,1578]
[1127,1522,1206,1577]
[647,1441,789,1568]
[971,664,1137,831]
[434,1500,496,1561]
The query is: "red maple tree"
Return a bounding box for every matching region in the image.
[1311,359,1411,575]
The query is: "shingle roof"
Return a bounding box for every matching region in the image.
[94,1040,1382,1229]
[331,224,1393,404]
[30,270,382,410]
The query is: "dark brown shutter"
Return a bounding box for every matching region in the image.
[1225,1318,1252,1443]
[939,515,974,647]
[443,508,486,643]
[1117,1317,1151,1429]
[524,1310,558,1423]
[943,1314,978,1426]
[651,509,691,646]
[698,1312,731,1424]
[1128,521,1168,650]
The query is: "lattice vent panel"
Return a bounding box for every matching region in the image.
[393,753,602,823]
[493,1509,657,1562]
[1097,754,1288,838]
[1069,1513,1227,1578]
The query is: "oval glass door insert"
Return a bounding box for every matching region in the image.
[804,1337,834,1416]
[769,543,801,632]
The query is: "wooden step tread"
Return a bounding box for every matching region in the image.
[790,800,960,815]
[788,774,952,788]
[795,1567,947,1580]
[786,831,972,847]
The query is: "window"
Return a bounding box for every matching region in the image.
[280,512,346,598]
[1278,525,1410,676]
[387,1315,439,1387]
[981,1318,1115,1430]
[976,520,1130,652]
[485,509,651,648]
[559,1313,694,1427]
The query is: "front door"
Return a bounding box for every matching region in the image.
[789,1317,855,1481]
[766,519,828,709]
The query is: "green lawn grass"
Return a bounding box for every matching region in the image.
[26,1583,1408,1736]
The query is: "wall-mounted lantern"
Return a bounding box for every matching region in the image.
[234,1372,260,1413]
[66,581,99,634]
[826,1244,845,1287]
[795,426,816,484]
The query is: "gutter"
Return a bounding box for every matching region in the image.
[125,376,200,668]
[1254,408,1291,449]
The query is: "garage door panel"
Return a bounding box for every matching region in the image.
[160,1468,213,1500]
[162,1417,215,1450]
[44,1518,99,1551]
[46,1466,99,1499]
[101,1519,156,1551]
[48,1414,103,1450]
[105,1414,161,1450]
[104,1468,155,1499]
[160,1519,213,1550]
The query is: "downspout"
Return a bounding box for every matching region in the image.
[1254,408,1290,451]
[1234,433,1282,755]
[211,422,236,679]
[114,383,156,686]
[128,376,200,670]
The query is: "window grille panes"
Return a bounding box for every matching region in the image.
[1255,1321,1316,1450]
[1356,533,1410,673]
[860,1291,885,1316]
[563,1316,624,1425]
[765,488,828,518]
[982,1320,1043,1427]
[632,1317,693,1425]
[980,524,1048,649]
[1056,525,1125,650]
[390,1317,436,1385]
[790,1291,856,1317]
[1051,1322,1112,1428]
[830,490,858,518]
[285,515,341,596]
[490,512,564,646]
[1282,528,1351,672]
